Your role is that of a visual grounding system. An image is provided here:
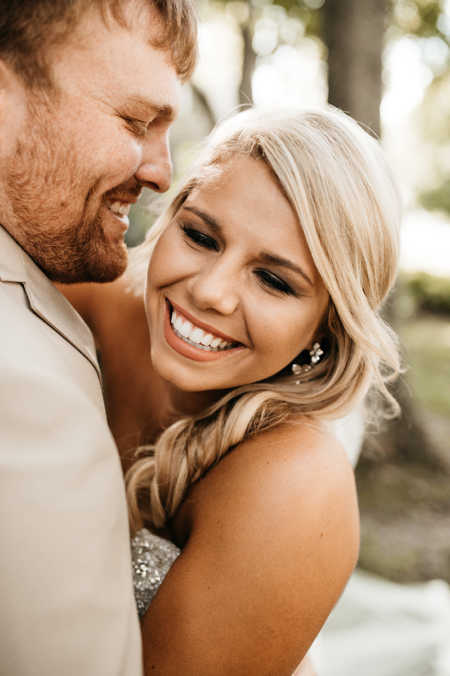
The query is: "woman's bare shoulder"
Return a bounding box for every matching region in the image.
[189,419,359,540]
[186,418,360,623]
[145,420,359,674]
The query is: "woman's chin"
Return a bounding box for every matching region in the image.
[151,356,211,393]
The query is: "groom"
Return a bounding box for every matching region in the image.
[0,1,196,674]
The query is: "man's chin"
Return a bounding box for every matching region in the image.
[46,242,129,284]
[86,244,129,283]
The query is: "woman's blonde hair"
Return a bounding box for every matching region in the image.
[126,106,402,533]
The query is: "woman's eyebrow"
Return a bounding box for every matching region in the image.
[182,205,313,287]
[182,205,222,233]
[257,253,314,287]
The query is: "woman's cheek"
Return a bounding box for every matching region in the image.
[148,236,187,289]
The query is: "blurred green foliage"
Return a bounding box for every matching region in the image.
[397,272,450,417]
[213,0,322,34]
[390,0,450,214]
[389,0,448,41]
[404,271,450,314]
[420,179,450,214]
[400,311,450,416]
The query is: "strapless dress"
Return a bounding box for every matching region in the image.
[131,528,180,617]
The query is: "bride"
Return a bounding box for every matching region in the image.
[61,106,401,674]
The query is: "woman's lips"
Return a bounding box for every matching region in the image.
[164,301,245,363]
[169,299,241,344]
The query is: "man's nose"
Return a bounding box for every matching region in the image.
[134,131,172,193]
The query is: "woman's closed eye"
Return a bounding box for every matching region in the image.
[180,224,219,251]
[255,269,296,296]
[179,222,296,296]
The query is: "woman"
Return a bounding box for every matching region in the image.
[62,106,401,674]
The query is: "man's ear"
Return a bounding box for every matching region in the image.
[0,58,27,157]
[0,58,18,95]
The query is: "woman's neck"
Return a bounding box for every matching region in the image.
[156,375,227,427]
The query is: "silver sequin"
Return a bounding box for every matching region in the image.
[131,528,180,617]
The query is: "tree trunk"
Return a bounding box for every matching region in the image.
[324,0,386,136]
[324,0,444,470]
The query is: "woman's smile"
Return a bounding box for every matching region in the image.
[164,299,246,362]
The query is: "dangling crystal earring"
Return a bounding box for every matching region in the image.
[291,342,324,384]
[310,342,324,364]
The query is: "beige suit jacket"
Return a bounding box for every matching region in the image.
[0,226,143,675]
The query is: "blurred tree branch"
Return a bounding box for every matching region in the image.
[191,82,216,129]
[239,18,256,106]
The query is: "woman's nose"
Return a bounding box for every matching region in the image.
[188,260,240,316]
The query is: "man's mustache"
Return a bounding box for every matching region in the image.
[104,179,142,203]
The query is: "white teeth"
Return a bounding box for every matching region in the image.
[174,314,184,332]
[190,328,204,343]
[180,320,193,338]
[107,200,131,217]
[201,333,214,346]
[170,308,235,351]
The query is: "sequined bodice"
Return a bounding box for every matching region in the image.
[131,528,180,617]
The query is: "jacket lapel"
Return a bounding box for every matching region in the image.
[0,225,101,380]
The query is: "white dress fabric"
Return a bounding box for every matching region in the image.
[310,570,450,676]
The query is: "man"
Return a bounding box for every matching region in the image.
[0,1,196,674]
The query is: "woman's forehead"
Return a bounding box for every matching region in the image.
[188,154,281,202]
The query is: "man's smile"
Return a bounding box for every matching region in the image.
[103,199,131,227]
[103,190,142,228]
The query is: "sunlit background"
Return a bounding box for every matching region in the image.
[127,1,450,673]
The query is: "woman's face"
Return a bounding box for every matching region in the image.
[146,155,329,393]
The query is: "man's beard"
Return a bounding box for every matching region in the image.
[3,103,128,284]
[20,208,129,284]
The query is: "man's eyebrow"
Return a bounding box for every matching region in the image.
[125,95,176,121]
[182,205,314,287]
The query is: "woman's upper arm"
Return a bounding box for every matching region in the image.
[55,281,98,326]
[56,277,137,338]
[141,423,359,676]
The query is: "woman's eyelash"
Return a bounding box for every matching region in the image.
[179,223,295,296]
[255,269,296,296]
[180,224,219,251]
